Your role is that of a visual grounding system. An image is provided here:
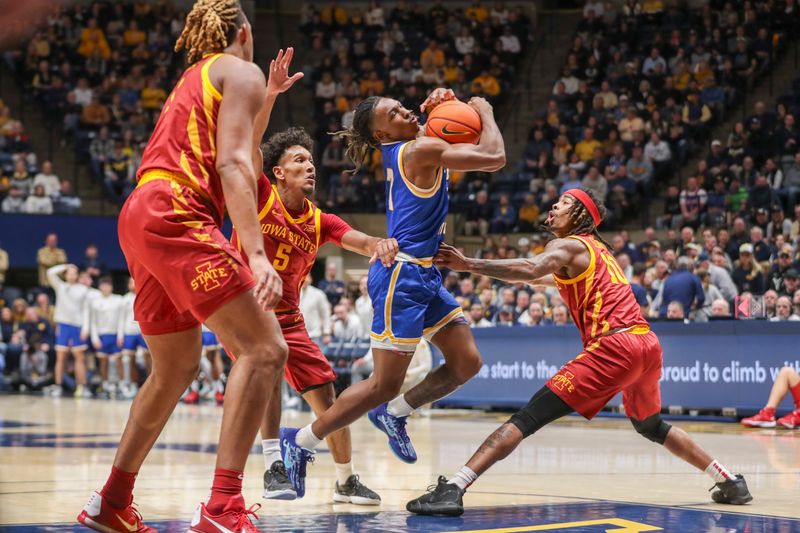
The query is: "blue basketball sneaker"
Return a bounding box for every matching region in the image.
[368,403,417,463]
[279,427,315,498]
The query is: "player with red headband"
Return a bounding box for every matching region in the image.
[407,188,753,516]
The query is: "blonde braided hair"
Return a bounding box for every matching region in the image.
[175,0,244,64]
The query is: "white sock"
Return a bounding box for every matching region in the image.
[448,466,477,490]
[334,461,354,485]
[295,425,322,450]
[214,380,224,393]
[262,439,281,469]
[387,394,414,417]
[705,459,734,483]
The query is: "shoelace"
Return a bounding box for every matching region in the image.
[130,503,144,527]
[385,415,410,443]
[235,503,261,531]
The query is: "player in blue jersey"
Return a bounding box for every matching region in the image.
[280,89,505,494]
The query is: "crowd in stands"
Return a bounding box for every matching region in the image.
[299,0,533,213]
[458,0,800,234]
[4,1,187,205]
[0,98,81,214]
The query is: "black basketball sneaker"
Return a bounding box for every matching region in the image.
[710,474,753,505]
[262,460,297,500]
[333,475,381,505]
[406,476,465,516]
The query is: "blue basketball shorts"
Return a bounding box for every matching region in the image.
[95,333,120,357]
[123,334,148,353]
[368,260,464,352]
[202,331,219,348]
[55,323,87,350]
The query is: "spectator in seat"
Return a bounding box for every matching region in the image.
[705,178,728,228]
[658,256,704,319]
[331,303,362,339]
[490,193,516,233]
[33,161,60,198]
[710,299,731,318]
[140,78,167,111]
[1,185,25,213]
[467,303,492,328]
[78,19,110,60]
[750,225,772,263]
[644,132,672,182]
[80,244,107,287]
[749,174,779,218]
[767,206,791,239]
[36,233,67,288]
[472,70,501,100]
[318,262,345,306]
[10,160,32,197]
[80,95,111,129]
[666,301,687,321]
[53,180,81,215]
[770,296,800,321]
[626,145,653,189]
[517,194,540,232]
[775,114,798,156]
[605,166,635,224]
[23,184,53,215]
[464,190,492,236]
[682,91,712,140]
[420,40,445,69]
[781,152,800,211]
[782,270,800,298]
[89,126,114,181]
[575,127,602,162]
[104,143,134,202]
[733,243,766,295]
[656,185,682,229]
[771,245,797,293]
[552,304,570,325]
[679,176,707,228]
[618,108,645,144]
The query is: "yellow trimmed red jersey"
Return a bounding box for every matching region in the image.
[231,176,352,327]
[137,53,226,225]
[553,234,649,350]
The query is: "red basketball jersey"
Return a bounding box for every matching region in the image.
[231,176,352,327]
[553,234,649,350]
[137,53,226,224]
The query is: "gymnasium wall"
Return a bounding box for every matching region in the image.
[437,321,800,415]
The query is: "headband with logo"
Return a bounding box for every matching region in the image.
[564,188,602,227]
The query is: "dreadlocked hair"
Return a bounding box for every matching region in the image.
[262,127,314,180]
[565,187,612,249]
[175,0,244,64]
[330,96,381,173]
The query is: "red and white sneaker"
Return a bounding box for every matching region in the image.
[777,409,800,429]
[215,391,224,406]
[183,390,200,404]
[189,495,260,533]
[77,491,155,533]
[740,408,776,428]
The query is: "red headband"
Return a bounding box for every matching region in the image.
[565,188,602,226]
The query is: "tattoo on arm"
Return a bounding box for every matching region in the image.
[474,424,516,458]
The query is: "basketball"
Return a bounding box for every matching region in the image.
[425,100,482,144]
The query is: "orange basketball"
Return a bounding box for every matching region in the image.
[425,100,482,144]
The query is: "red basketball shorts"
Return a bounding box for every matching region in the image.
[281,322,336,393]
[119,175,255,336]
[546,328,663,421]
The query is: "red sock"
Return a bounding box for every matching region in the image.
[763,406,775,416]
[100,466,137,509]
[791,382,800,408]
[207,468,243,514]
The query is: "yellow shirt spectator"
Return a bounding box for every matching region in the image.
[140,82,166,110]
[420,44,445,69]
[78,20,111,60]
[473,73,501,97]
[642,0,664,14]
[321,4,348,25]
[465,2,489,23]
[123,22,146,47]
[359,73,385,96]
[575,138,602,161]
[518,203,541,226]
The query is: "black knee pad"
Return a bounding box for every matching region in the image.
[508,387,573,438]
[631,414,672,444]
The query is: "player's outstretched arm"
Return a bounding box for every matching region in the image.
[412,97,506,172]
[215,60,282,309]
[434,240,576,283]
[340,230,399,267]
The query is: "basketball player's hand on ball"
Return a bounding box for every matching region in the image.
[420,88,456,113]
[468,97,493,116]
[251,254,283,310]
[266,48,304,96]
[369,238,400,267]
[434,243,470,272]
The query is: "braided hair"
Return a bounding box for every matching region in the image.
[547,188,612,250]
[175,0,244,64]
[331,96,381,173]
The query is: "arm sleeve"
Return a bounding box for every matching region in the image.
[320,212,353,246]
[46,264,67,291]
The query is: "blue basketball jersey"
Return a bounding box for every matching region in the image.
[381,140,449,258]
